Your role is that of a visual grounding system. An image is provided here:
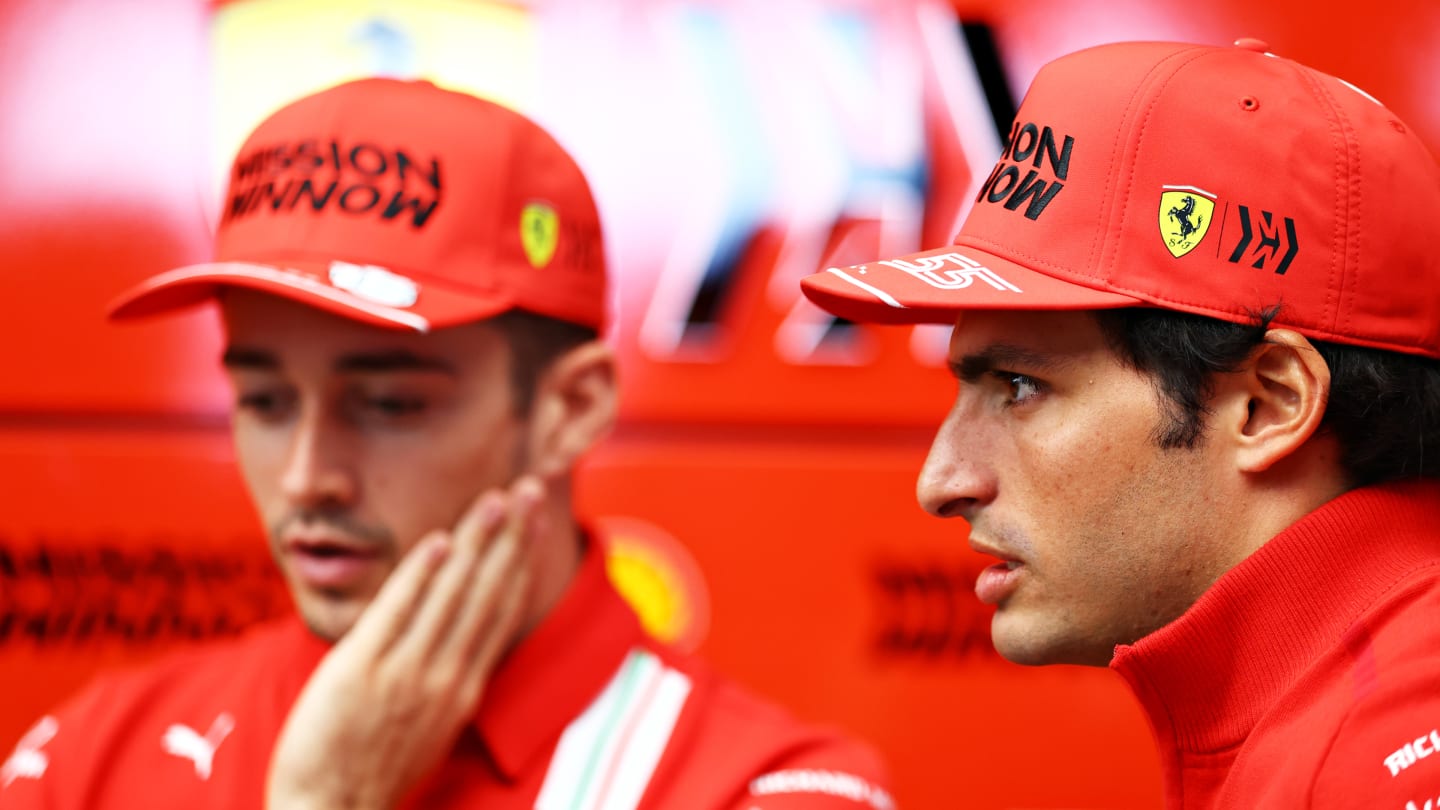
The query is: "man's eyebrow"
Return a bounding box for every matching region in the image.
[334,350,457,375]
[949,344,1072,382]
[219,347,458,375]
[221,347,277,370]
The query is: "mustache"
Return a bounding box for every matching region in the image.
[968,521,1032,558]
[270,510,394,545]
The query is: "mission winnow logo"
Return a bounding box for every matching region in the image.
[223,139,442,229]
[974,121,1074,221]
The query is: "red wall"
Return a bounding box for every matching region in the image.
[1,2,1435,808]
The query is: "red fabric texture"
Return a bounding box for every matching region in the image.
[801,40,1440,362]
[1,544,890,810]
[1111,480,1440,809]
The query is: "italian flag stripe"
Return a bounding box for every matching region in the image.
[534,649,693,810]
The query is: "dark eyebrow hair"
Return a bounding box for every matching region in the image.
[220,346,456,375]
[949,343,1072,383]
[221,347,276,370]
[334,350,457,375]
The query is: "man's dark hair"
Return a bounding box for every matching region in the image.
[1094,307,1440,487]
[490,309,599,414]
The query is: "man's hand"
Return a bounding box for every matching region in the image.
[265,477,544,810]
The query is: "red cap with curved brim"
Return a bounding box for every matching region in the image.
[801,39,1440,359]
[801,244,1143,325]
[109,77,607,333]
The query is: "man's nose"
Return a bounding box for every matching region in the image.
[279,408,357,509]
[916,407,997,521]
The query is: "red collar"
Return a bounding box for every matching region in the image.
[474,540,645,780]
[1111,480,1440,753]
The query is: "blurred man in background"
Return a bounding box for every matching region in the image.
[2,78,891,810]
[803,38,1440,808]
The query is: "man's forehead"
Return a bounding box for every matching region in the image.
[219,286,493,341]
[945,309,1103,354]
[941,311,1131,386]
[218,286,395,331]
[217,290,476,373]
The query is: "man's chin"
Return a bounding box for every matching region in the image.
[295,596,367,643]
[991,637,1054,667]
[990,616,1111,667]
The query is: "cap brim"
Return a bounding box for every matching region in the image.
[108,261,513,334]
[800,243,1145,324]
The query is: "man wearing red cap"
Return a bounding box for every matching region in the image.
[1,79,891,810]
[802,39,1440,809]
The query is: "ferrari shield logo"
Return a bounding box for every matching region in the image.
[1158,188,1216,258]
[520,202,559,268]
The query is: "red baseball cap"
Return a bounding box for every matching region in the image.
[110,78,607,332]
[801,39,1440,358]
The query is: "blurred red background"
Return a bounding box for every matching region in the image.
[1,1,1435,808]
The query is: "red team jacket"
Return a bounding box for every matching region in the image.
[0,545,891,810]
[1112,481,1440,810]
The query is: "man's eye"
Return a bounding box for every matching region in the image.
[992,372,1044,406]
[236,390,292,417]
[365,396,427,417]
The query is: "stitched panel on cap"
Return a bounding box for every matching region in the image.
[1292,59,1351,341]
[1083,48,1191,282]
[1106,47,1214,288]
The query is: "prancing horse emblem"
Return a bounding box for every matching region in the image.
[1158,187,1216,258]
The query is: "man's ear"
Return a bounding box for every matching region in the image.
[525,341,618,480]
[1224,329,1331,473]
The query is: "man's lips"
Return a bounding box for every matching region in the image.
[974,560,1023,606]
[283,535,385,590]
[970,540,1024,606]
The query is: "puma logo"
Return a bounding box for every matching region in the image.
[2,716,58,787]
[162,713,235,780]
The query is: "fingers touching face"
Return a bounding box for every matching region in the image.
[266,478,544,810]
